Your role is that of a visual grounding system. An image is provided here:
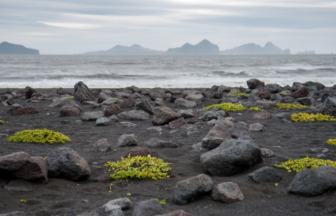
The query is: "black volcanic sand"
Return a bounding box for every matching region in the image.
[1,88,336,216]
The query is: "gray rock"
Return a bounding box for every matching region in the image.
[185,94,204,104]
[252,110,272,119]
[227,123,253,139]
[81,111,104,121]
[174,98,197,108]
[248,166,282,183]
[219,96,239,103]
[152,107,181,125]
[211,182,244,203]
[117,134,138,147]
[247,79,265,89]
[202,120,232,149]
[322,148,329,153]
[117,110,150,121]
[199,111,217,121]
[103,198,132,210]
[135,99,154,115]
[317,154,326,158]
[74,81,95,103]
[49,98,73,108]
[256,100,276,109]
[288,166,336,196]
[174,174,213,205]
[155,99,166,107]
[200,139,262,176]
[281,96,295,103]
[93,139,112,152]
[265,84,282,93]
[132,199,163,216]
[260,148,276,157]
[148,88,167,100]
[0,212,25,216]
[178,109,194,118]
[109,115,119,122]
[249,123,264,131]
[96,117,111,126]
[319,96,336,116]
[46,147,91,181]
[144,138,178,148]
[297,97,315,106]
[147,126,162,132]
[102,204,123,216]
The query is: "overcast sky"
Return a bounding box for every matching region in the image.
[1,0,335,54]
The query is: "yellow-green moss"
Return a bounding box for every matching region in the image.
[105,155,171,180]
[276,103,309,110]
[274,156,336,173]
[204,103,246,111]
[67,96,74,99]
[326,138,336,146]
[291,113,336,122]
[279,91,288,94]
[7,129,71,144]
[227,92,246,96]
[249,107,262,111]
[0,120,4,124]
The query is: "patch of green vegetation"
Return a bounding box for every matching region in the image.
[204,103,246,111]
[7,129,71,144]
[67,96,74,99]
[276,103,309,110]
[326,138,336,146]
[291,113,336,122]
[0,120,4,124]
[279,91,288,94]
[155,198,166,204]
[249,107,262,111]
[105,155,171,180]
[274,156,336,173]
[227,92,246,96]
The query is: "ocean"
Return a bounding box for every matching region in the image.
[0,55,335,89]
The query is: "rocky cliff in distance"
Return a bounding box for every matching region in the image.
[167,39,220,55]
[80,44,164,55]
[221,42,290,55]
[0,42,39,55]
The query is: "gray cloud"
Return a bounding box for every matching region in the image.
[0,0,335,54]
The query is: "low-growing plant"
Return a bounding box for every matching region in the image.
[249,107,262,111]
[291,113,336,122]
[326,138,336,146]
[227,92,246,96]
[104,155,171,180]
[67,96,74,99]
[274,156,336,172]
[0,120,4,124]
[276,103,309,110]
[155,198,166,204]
[7,129,71,144]
[204,103,246,111]
[279,91,288,94]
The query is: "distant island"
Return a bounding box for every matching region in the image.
[0,42,39,55]
[220,42,290,55]
[166,39,220,55]
[296,50,316,55]
[80,44,164,55]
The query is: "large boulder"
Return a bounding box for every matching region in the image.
[152,107,181,125]
[174,98,197,108]
[168,117,186,129]
[185,94,204,104]
[247,79,265,89]
[101,98,123,108]
[291,86,309,99]
[23,86,37,99]
[256,89,271,100]
[265,84,282,94]
[117,110,150,121]
[319,96,336,116]
[252,110,272,119]
[297,97,315,106]
[46,147,91,181]
[74,81,95,103]
[211,182,244,203]
[288,166,336,196]
[144,138,178,148]
[174,174,213,205]
[303,81,325,91]
[135,99,154,115]
[12,106,39,116]
[132,199,163,216]
[202,120,232,149]
[248,166,282,183]
[281,96,295,103]
[0,152,48,184]
[200,139,262,176]
[93,139,113,152]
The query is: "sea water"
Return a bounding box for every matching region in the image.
[0,55,335,89]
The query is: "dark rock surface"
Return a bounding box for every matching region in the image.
[248,166,282,183]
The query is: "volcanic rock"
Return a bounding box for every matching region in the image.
[12,106,39,116]
[74,81,95,103]
[247,79,265,89]
[248,166,282,183]
[117,134,138,147]
[211,182,244,203]
[152,107,181,125]
[117,110,150,121]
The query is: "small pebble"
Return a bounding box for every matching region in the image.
[92,162,98,165]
